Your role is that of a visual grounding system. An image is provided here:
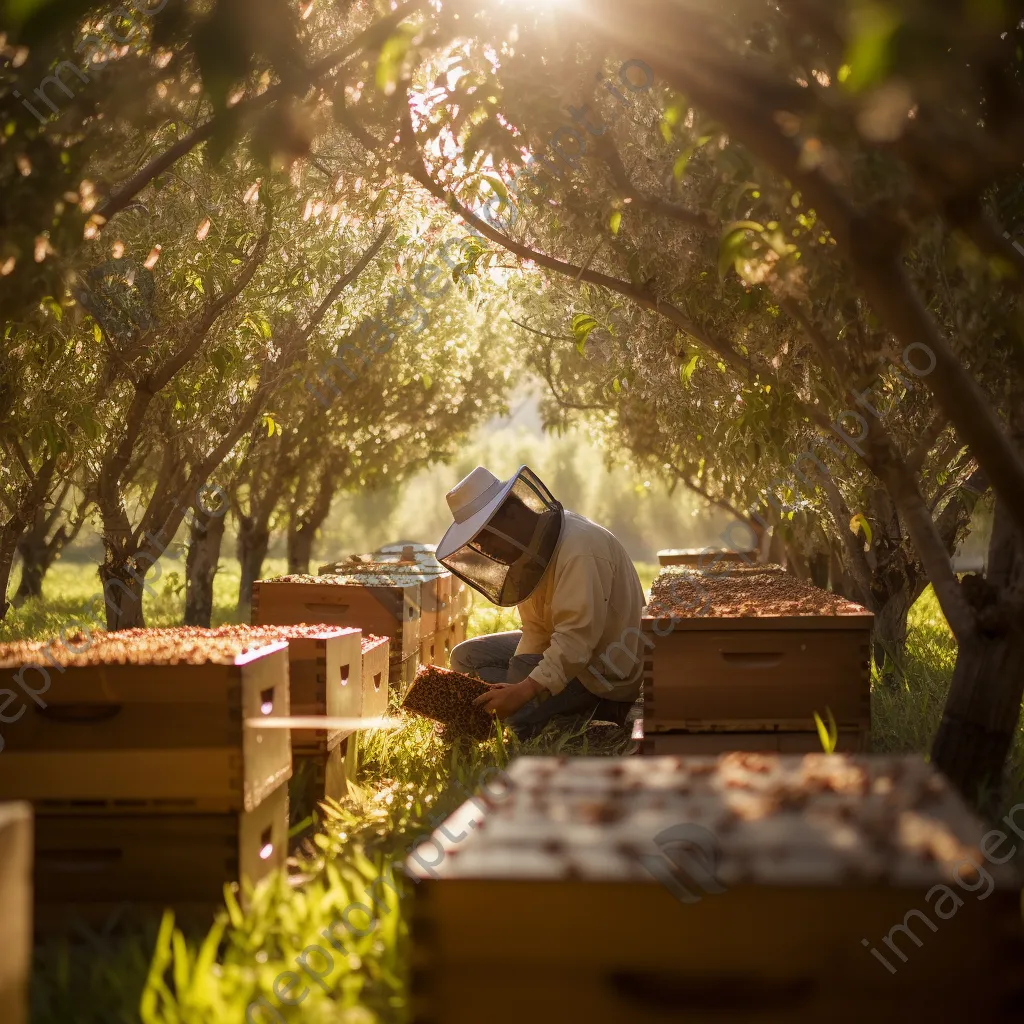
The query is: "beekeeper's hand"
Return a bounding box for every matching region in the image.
[473,677,543,719]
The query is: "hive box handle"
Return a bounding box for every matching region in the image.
[720,652,783,669]
[304,602,350,614]
[605,970,813,1011]
[37,848,123,871]
[36,703,123,723]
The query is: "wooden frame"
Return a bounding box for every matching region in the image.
[0,645,291,814]
[657,548,759,567]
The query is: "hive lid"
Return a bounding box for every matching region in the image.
[261,570,420,588]
[406,754,1018,889]
[361,634,390,653]
[645,564,871,622]
[0,627,289,670]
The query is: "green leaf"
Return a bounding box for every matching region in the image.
[92,322,103,344]
[842,2,901,94]
[612,377,621,393]
[717,221,764,280]
[849,512,873,551]
[673,148,693,181]
[422,373,433,389]
[680,350,699,384]
[659,120,673,143]
[571,313,600,354]
[264,414,278,437]
[609,210,622,236]
[192,277,204,294]
[376,29,413,93]
[813,707,839,754]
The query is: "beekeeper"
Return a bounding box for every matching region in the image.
[436,465,645,739]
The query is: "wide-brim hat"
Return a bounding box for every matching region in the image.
[436,466,519,561]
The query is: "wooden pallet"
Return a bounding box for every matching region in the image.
[407,754,1023,1023]
[362,635,390,718]
[252,576,420,662]
[33,780,288,926]
[0,644,291,814]
[0,803,31,1024]
[642,614,871,735]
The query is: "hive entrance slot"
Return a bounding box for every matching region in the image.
[720,652,783,669]
[259,687,275,715]
[340,663,350,686]
[373,672,382,691]
[259,826,274,861]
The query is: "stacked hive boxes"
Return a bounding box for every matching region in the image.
[373,544,471,657]
[639,565,873,755]
[0,803,31,1024]
[253,567,423,694]
[0,629,292,931]
[407,753,1023,1023]
[205,625,368,830]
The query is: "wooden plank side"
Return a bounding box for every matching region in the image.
[0,803,31,1024]
[645,629,870,730]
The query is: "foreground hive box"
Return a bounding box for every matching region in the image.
[407,754,1022,1023]
[642,566,872,740]
[0,629,291,813]
[252,569,422,680]
[34,781,287,931]
[0,803,31,1024]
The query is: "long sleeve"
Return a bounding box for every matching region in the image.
[520,553,613,695]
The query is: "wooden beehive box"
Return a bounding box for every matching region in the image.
[33,779,287,933]
[0,803,31,1024]
[642,565,872,736]
[210,624,363,754]
[0,629,291,813]
[252,570,421,666]
[658,547,759,567]
[362,634,391,718]
[407,754,1023,1024]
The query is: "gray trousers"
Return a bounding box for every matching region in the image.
[449,630,632,740]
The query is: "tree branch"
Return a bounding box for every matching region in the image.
[95,1,425,224]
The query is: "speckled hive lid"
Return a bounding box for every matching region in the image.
[407,754,1018,889]
[647,564,869,619]
[0,626,287,669]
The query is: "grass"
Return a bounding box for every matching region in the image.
[10,560,1023,1022]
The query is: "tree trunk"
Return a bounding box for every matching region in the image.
[287,525,315,576]
[808,552,830,590]
[13,511,51,605]
[184,508,227,627]
[237,518,271,612]
[98,559,148,630]
[931,498,1024,810]
[0,525,20,621]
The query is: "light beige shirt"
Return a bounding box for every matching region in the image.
[515,511,646,702]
